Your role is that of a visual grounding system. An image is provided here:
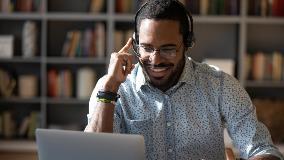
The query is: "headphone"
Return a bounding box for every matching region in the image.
[132,0,195,57]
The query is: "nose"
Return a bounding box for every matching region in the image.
[149,50,162,64]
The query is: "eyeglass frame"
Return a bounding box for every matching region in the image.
[134,41,183,59]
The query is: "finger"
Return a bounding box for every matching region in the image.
[125,55,133,74]
[119,38,132,53]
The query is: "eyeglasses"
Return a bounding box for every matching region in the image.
[137,41,183,59]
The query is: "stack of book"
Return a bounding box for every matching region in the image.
[0,110,40,139]
[0,0,43,13]
[248,0,284,17]
[89,0,105,13]
[245,51,284,81]
[115,0,146,13]
[48,67,96,99]
[61,23,105,58]
[48,69,73,98]
[182,0,240,15]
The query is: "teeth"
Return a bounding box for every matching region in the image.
[150,68,167,72]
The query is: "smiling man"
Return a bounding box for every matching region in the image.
[85,0,283,160]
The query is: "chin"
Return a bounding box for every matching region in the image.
[149,72,175,90]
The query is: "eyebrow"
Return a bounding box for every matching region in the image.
[139,43,177,48]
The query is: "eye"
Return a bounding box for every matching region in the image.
[141,46,153,53]
[161,47,176,53]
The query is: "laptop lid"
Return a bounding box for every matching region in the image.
[36,129,146,160]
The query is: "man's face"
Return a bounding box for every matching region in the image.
[138,19,185,91]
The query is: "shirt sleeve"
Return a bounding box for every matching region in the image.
[87,75,125,133]
[220,73,284,159]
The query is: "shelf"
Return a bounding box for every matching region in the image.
[46,13,108,21]
[246,17,284,24]
[113,14,135,22]
[0,98,42,104]
[0,13,43,20]
[245,81,284,88]
[113,14,242,23]
[47,98,89,104]
[46,57,107,64]
[194,15,241,23]
[0,140,37,152]
[0,57,41,63]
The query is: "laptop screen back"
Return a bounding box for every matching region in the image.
[36,129,146,160]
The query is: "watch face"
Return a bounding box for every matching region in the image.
[0,36,13,58]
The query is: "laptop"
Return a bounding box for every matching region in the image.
[36,129,146,160]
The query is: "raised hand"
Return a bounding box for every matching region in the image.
[103,38,135,93]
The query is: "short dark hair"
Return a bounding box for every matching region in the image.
[136,0,191,45]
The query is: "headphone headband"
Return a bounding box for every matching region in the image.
[133,0,195,49]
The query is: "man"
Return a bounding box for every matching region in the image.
[85,0,284,159]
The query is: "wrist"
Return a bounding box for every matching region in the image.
[102,75,121,93]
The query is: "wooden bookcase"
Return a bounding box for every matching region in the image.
[0,0,283,155]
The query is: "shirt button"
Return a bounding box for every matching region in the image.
[167,122,172,127]
[168,149,173,153]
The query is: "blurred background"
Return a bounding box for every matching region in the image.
[0,0,283,159]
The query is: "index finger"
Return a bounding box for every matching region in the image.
[118,38,133,53]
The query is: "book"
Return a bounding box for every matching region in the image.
[272,0,279,16]
[244,53,252,80]
[0,68,16,98]
[82,29,92,57]
[187,0,199,15]
[68,31,81,57]
[48,69,58,97]
[16,0,33,12]
[18,116,30,137]
[18,74,38,98]
[63,70,73,98]
[200,0,209,15]
[227,0,239,15]
[272,51,282,81]
[28,111,40,139]
[260,0,269,17]
[61,31,73,57]
[76,67,96,99]
[22,21,38,58]
[89,0,104,13]
[1,0,11,13]
[263,53,272,80]
[252,51,265,81]
[3,111,16,139]
[95,23,105,58]
[0,35,14,58]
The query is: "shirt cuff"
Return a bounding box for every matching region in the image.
[253,148,284,160]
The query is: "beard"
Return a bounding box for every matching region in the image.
[141,56,185,92]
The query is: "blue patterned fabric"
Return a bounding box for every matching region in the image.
[88,57,283,160]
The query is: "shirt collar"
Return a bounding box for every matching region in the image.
[135,56,195,91]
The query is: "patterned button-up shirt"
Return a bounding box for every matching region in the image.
[88,57,283,160]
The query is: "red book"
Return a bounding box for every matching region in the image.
[17,0,33,12]
[48,69,58,97]
[272,0,284,17]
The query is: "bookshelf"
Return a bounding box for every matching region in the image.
[0,0,283,153]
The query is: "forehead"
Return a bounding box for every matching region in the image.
[138,19,182,43]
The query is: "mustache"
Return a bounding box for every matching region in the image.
[143,63,174,68]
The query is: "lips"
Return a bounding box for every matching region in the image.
[147,66,171,78]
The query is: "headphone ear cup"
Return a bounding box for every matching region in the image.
[187,33,195,48]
